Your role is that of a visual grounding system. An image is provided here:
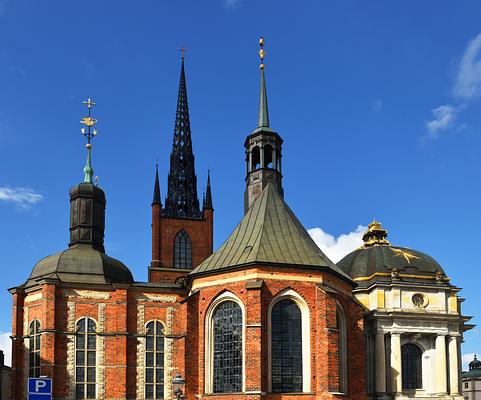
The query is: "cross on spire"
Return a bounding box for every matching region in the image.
[178,46,188,60]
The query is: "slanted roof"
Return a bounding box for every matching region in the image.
[190,183,353,284]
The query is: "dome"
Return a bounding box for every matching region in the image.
[464,355,481,379]
[338,221,447,286]
[27,244,133,286]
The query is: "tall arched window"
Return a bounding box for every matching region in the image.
[336,305,348,393]
[29,320,41,378]
[174,230,192,269]
[145,321,165,399]
[75,317,97,399]
[213,301,243,393]
[401,343,422,389]
[271,299,303,393]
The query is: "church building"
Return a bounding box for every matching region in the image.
[9,39,473,400]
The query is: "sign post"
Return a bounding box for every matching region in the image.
[27,377,52,400]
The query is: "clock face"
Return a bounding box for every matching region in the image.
[412,293,425,307]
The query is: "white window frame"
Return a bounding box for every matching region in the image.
[28,320,41,378]
[144,320,166,400]
[204,291,246,394]
[74,317,98,400]
[267,289,311,393]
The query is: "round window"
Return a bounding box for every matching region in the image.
[412,293,426,307]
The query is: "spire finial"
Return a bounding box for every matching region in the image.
[80,98,98,183]
[257,36,270,128]
[179,46,188,60]
[259,37,265,70]
[362,220,390,248]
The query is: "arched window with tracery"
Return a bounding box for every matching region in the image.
[212,300,243,393]
[145,321,165,399]
[174,230,192,269]
[271,299,303,393]
[75,317,97,399]
[401,343,423,389]
[29,320,41,378]
[336,305,348,393]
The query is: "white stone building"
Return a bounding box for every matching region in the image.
[338,221,474,399]
[463,355,481,400]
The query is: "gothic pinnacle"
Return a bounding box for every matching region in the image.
[153,163,161,205]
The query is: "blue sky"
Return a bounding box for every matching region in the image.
[1,0,480,367]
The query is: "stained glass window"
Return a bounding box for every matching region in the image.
[75,318,96,399]
[213,301,243,393]
[29,320,41,378]
[271,299,303,393]
[174,230,192,269]
[145,321,164,399]
[401,343,422,389]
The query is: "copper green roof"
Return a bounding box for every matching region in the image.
[190,183,353,283]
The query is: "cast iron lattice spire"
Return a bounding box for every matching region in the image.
[164,55,201,218]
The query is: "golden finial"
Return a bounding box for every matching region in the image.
[80,98,98,144]
[362,219,390,247]
[80,98,98,183]
[259,36,265,70]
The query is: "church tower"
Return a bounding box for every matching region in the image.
[149,56,214,283]
[244,37,284,213]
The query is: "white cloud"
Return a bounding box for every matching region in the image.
[423,104,458,141]
[308,225,366,263]
[0,332,11,367]
[224,0,241,9]
[0,186,43,209]
[454,33,481,100]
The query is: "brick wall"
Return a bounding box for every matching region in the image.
[150,206,213,283]
[11,264,367,400]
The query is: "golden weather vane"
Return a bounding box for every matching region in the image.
[80,98,98,183]
[80,98,98,145]
[259,36,265,70]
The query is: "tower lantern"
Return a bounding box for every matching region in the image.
[244,37,284,213]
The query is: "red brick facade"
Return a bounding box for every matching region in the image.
[10,263,368,400]
[149,203,213,283]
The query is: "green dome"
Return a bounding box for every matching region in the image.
[26,244,134,286]
[337,221,446,286]
[464,355,481,379]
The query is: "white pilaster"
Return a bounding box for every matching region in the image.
[391,333,402,394]
[448,336,460,395]
[375,333,386,394]
[435,334,447,395]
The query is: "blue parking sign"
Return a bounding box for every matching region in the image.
[28,377,52,400]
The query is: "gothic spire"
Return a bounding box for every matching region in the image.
[152,163,161,205]
[203,171,213,210]
[164,57,201,218]
[258,37,270,129]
